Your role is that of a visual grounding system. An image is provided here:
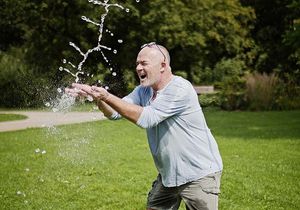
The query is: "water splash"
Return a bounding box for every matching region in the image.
[59,0,127,83]
[46,92,76,113]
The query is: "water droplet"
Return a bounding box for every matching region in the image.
[45,102,51,107]
[125,8,130,13]
[118,39,123,43]
[110,33,114,36]
[112,72,117,76]
[62,59,67,64]
[113,50,117,54]
[57,88,62,93]
[16,191,23,196]
[59,67,63,71]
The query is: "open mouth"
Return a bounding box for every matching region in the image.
[140,73,147,80]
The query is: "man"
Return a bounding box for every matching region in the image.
[66,42,223,210]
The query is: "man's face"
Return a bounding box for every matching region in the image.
[136,47,164,89]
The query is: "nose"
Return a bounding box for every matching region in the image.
[136,63,143,72]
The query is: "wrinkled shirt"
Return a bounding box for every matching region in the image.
[110,76,223,187]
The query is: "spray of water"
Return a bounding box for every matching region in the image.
[58,0,127,83]
[45,0,132,113]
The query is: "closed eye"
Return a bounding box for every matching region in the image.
[136,61,148,67]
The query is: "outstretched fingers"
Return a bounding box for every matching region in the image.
[71,83,93,95]
[65,86,89,98]
[65,83,109,102]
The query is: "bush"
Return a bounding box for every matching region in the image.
[245,72,278,110]
[198,92,221,108]
[218,76,247,110]
[213,58,246,82]
[0,50,49,108]
[274,74,300,110]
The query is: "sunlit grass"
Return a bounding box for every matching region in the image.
[0,110,299,209]
[0,113,27,122]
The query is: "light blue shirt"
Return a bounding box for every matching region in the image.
[110,76,223,187]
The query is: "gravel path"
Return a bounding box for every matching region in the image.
[0,111,106,132]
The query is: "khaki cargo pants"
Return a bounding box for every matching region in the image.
[147,172,222,210]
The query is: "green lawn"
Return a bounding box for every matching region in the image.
[0,114,27,122]
[0,110,299,209]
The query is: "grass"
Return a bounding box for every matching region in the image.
[0,110,299,209]
[0,114,27,122]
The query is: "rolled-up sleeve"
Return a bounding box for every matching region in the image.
[137,106,166,128]
[136,87,188,128]
[107,86,142,121]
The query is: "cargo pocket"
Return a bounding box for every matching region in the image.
[199,172,221,195]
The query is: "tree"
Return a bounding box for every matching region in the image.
[241,0,300,82]
[0,0,257,106]
[108,0,256,85]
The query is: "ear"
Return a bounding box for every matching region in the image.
[160,62,166,72]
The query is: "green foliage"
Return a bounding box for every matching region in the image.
[1,0,299,109]
[242,0,300,83]
[218,76,247,110]
[275,73,300,110]
[129,0,255,83]
[173,70,188,80]
[198,93,221,108]
[0,111,299,209]
[0,49,48,108]
[213,58,247,82]
[0,0,28,50]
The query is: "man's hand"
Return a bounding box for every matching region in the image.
[64,86,88,98]
[65,83,110,102]
[65,83,142,124]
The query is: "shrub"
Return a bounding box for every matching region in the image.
[245,72,278,110]
[213,58,246,82]
[218,76,247,110]
[198,92,221,108]
[274,74,300,110]
[0,50,48,108]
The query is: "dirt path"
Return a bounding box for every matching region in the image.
[0,111,106,132]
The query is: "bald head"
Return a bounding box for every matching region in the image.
[139,43,171,66]
[156,44,171,65]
